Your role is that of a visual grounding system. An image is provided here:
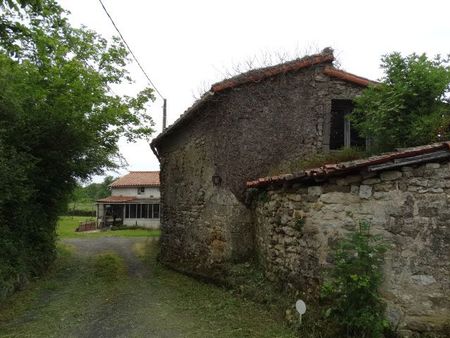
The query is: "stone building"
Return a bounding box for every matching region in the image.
[247,142,450,336]
[150,48,374,277]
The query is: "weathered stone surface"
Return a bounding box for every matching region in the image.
[426,163,440,169]
[411,274,436,286]
[359,185,373,199]
[253,159,450,337]
[380,170,402,181]
[308,186,322,196]
[362,178,381,185]
[320,192,359,204]
[287,194,302,202]
[336,175,362,186]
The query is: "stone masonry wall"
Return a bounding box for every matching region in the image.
[254,161,450,336]
[157,65,364,278]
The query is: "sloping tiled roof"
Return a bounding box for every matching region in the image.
[247,142,450,189]
[110,171,160,188]
[323,66,376,87]
[210,52,334,93]
[96,196,137,203]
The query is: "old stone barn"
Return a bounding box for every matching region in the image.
[150,48,371,274]
[151,49,450,335]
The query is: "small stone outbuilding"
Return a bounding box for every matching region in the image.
[247,142,450,337]
[151,49,373,277]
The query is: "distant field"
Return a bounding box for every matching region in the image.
[67,201,96,213]
[57,216,160,239]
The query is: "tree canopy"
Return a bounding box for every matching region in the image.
[350,52,450,151]
[0,0,155,299]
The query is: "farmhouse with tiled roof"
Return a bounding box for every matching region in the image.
[96,171,160,229]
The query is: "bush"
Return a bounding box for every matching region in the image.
[350,53,450,151]
[321,221,388,338]
[0,0,155,300]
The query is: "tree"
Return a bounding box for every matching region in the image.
[350,52,450,151]
[0,0,154,299]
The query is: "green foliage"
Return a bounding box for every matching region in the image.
[321,221,388,338]
[65,176,115,215]
[0,0,154,300]
[350,52,450,151]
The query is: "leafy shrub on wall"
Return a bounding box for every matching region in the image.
[321,221,388,338]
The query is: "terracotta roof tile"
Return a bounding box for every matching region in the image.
[110,171,160,188]
[323,66,376,87]
[211,52,334,93]
[247,142,450,189]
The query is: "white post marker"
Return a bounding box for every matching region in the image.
[295,299,306,324]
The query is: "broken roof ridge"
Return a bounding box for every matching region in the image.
[211,47,335,93]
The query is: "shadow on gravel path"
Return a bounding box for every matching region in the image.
[63,237,157,277]
[0,237,295,338]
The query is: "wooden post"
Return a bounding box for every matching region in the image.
[163,98,167,130]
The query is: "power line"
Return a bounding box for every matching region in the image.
[98,0,165,100]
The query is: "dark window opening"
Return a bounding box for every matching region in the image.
[330,99,365,150]
[124,203,160,219]
[153,204,160,219]
[142,204,148,219]
[129,204,137,218]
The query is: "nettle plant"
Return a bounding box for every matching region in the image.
[321,221,388,338]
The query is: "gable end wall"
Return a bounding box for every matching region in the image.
[156,65,365,277]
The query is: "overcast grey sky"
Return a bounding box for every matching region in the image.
[57,0,450,182]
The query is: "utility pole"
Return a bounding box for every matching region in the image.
[163,98,167,130]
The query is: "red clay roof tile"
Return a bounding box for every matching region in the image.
[323,66,376,87]
[247,142,450,189]
[110,171,160,188]
[211,53,335,93]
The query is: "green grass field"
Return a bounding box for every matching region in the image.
[57,216,160,239]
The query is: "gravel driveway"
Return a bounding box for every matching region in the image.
[62,237,156,277]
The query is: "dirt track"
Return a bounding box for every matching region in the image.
[63,237,152,277]
[0,236,295,338]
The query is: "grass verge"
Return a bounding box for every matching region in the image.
[57,216,160,239]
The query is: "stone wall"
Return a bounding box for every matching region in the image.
[156,64,364,277]
[254,161,450,336]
